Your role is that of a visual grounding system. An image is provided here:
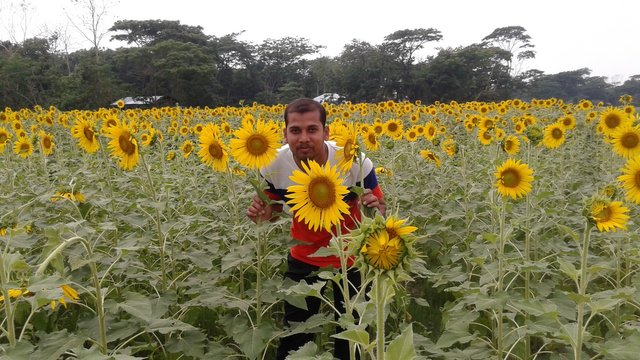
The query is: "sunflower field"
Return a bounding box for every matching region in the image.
[1,97,640,359]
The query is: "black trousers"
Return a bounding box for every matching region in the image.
[276,254,361,360]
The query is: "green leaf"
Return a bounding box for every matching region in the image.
[332,327,370,347]
[31,329,85,360]
[556,257,579,282]
[286,342,334,360]
[117,292,153,322]
[596,333,640,359]
[386,325,417,360]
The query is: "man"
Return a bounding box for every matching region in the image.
[246,98,385,360]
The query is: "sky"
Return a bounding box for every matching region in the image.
[2,0,639,83]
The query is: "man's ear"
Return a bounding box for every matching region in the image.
[283,127,288,144]
[323,126,329,141]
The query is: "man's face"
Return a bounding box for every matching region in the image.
[284,110,329,165]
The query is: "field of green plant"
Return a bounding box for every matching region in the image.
[1,98,640,359]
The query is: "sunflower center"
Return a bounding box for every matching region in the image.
[501,169,520,188]
[551,128,563,139]
[605,114,621,129]
[118,134,136,155]
[594,206,612,221]
[635,171,640,188]
[368,133,377,144]
[19,143,29,153]
[563,118,572,126]
[208,142,223,159]
[482,131,492,140]
[387,123,398,132]
[43,137,51,148]
[308,177,335,209]
[0,133,6,142]
[83,127,95,141]
[428,127,435,136]
[247,134,267,156]
[621,132,639,149]
[386,228,398,239]
[505,140,513,150]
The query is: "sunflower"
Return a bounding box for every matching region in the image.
[166,150,176,161]
[559,115,577,130]
[442,138,456,157]
[0,288,29,302]
[39,131,54,156]
[502,135,520,155]
[51,191,86,203]
[333,123,360,173]
[363,130,380,151]
[50,284,80,310]
[0,126,11,153]
[599,107,632,136]
[495,159,534,199]
[424,122,437,141]
[198,124,228,172]
[286,160,350,232]
[383,119,403,139]
[618,157,640,204]
[478,129,493,145]
[610,125,640,158]
[181,140,195,158]
[116,99,125,109]
[71,118,100,153]
[542,123,565,149]
[589,199,629,232]
[230,120,281,169]
[360,229,404,270]
[405,128,419,142]
[375,167,393,176]
[13,136,33,158]
[419,149,441,167]
[105,123,139,170]
[384,215,418,240]
[353,213,417,273]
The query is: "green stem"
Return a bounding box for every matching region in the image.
[575,221,593,360]
[524,141,532,360]
[375,275,385,360]
[97,137,119,246]
[140,151,167,292]
[35,236,108,354]
[0,254,16,347]
[496,198,506,360]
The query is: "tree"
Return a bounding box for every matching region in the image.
[65,0,113,59]
[109,19,209,47]
[336,40,389,102]
[382,28,443,66]
[255,37,321,102]
[482,26,535,76]
[417,45,512,102]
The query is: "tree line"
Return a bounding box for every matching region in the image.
[1,20,639,110]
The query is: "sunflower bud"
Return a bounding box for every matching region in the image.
[525,126,543,146]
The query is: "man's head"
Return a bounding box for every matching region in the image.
[284,98,329,167]
[284,98,327,127]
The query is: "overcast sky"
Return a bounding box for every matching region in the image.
[2,0,638,83]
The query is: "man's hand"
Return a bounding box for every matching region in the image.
[361,188,386,216]
[246,195,280,223]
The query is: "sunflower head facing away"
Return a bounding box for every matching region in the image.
[286,160,350,232]
[495,158,534,199]
[350,214,418,276]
